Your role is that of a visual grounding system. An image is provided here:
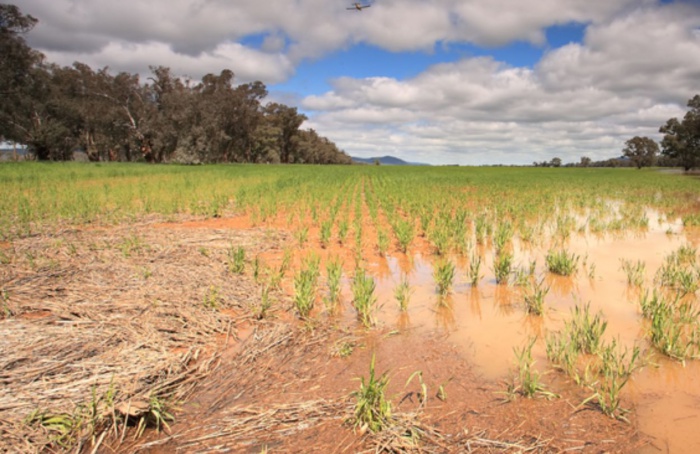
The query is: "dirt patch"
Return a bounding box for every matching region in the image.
[130,322,645,453]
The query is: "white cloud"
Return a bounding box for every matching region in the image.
[301,2,700,165]
[11,0,700,164]
[41,41,295,85]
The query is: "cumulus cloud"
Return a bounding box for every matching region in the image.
[11,0,700,164]
[301,2,700,164]
[17,0,660,78]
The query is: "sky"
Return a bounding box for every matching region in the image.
[13,0,700,165]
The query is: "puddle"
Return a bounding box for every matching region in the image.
[359,210,699,453]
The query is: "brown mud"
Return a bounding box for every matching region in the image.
[2,205,699,452]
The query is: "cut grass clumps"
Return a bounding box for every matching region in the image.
[545,248,579,276]
[351,354,392,433]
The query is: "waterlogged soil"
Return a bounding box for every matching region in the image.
[136,207,700,453]
[4,205,699,452]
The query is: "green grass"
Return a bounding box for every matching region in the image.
[3,164,700,243]
[620,259,645,286]
[523,277,549,315]
[352,267,377,328]
[545,248,579,276]
[228,245,245,275]
[493,251,513,285]
[433,258,456,295]
[325,256,343,309]
[351,354,392,433]
[507,338,556,400]
[394,274,412,311]
[468,252,483,286]
[293,255,320,319]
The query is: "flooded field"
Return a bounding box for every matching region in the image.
[358,212,700,453]
[3,163,700,452]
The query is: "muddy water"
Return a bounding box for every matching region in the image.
[358,211,700,453]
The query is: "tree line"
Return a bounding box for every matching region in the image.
[0,4,351,164]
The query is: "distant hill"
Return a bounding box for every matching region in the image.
[352,155,429,166]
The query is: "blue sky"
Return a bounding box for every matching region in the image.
[272,21,587,99]
[15,0,700,165]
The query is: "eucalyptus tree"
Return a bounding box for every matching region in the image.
[660,95,700,171]
[622,136,659,169]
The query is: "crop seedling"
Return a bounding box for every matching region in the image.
[253,255,261,283]
[523,277,549,315]
[546,248,579,276]
[228,245,245,274]
[405,370,428,407]
[474,214,490,245]
[254,285,272,320]
[135,395,175,439]
[567,303,608,355]
[25,410,78,449]
[620,259,645,286]
[352,267,377,328]
[293,255,320,319]
[545,332,582,384]
[649,297,698,361]
[279,248,292,276]
[468,252,483,286]
[332,340,356,358]
[202,285,221,309]
[377,228,390,256]
[295,226,308,247]
[351,354,392,433]
[338,218,349,244]
[508,338,556,399]
[325,256,343,309]
[434,258,456,295]
[493,251,513,285]
[581,341,641,420]
[394,274,412,311]
[493,220,513,253]
[395,219,415,253]
[119,234,144,258]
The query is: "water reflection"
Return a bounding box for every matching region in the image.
[358,206,700,453]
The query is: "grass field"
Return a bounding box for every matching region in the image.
[2,162,699,237]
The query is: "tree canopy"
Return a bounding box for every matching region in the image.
[660,95,700,171]
[0,4,351,164]
[622,136,659,169]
